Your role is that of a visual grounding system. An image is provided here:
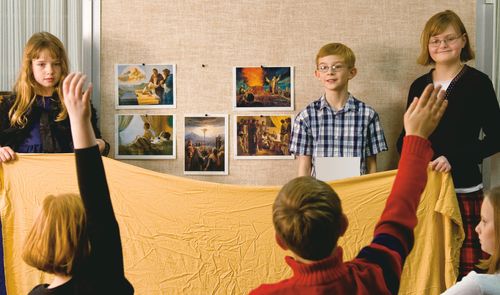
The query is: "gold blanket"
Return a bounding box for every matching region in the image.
[0,154,463,294]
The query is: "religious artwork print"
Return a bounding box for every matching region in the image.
[116,64,176,109]
[234,66,293,110]
[234,115,293,159]
[184,115,228,175]
[115,114,176,159]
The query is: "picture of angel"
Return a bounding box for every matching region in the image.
[116,64,175,109]
[115,114,175,159]
[234,115,293,159]
[234,66,293,111]
[184,115,228,175]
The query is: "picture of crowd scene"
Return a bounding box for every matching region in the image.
[116,115,175,159]
[184,116,227,174]
[235,115,292,158]
[235,66,292,109]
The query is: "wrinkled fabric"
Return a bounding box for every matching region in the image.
[1,154,463,295]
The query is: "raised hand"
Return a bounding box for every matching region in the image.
[404,84,447,139]
[62,73,92,123]
[62,73,96,149]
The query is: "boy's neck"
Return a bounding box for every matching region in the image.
[324,88,349,111]
[292,247,337,264]
[433,62,463,81]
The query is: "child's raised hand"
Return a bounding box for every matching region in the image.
[62,73,97,149]
[404,83,447,139]
[62,73,93,123]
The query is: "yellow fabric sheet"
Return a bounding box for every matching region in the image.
[1,154,463,294]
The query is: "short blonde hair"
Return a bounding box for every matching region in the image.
[273,176,343,260]
[477,187,500,274]
[316,43,356,68]
[22,194,89,275]
[417,10,475,65]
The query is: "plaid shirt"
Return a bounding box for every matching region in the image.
[290,94,388,175]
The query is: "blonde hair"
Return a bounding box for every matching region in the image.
[316,43,356,68]
[22,194,89,275]
[477,187,500,274]
[10,31,69,128]
[273,176,343,260]
[417,10,475,65]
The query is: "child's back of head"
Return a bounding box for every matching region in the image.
[273,176,344,260]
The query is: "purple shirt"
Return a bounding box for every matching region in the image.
[18,96,52,153]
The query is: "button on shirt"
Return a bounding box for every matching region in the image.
[290,94,388,175]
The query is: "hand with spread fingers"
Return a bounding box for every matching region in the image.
[62,73,96,149]
[403,83,448,139]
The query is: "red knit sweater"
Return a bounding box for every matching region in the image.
[250,136,433,295]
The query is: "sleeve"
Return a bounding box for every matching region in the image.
[289,111,313,156]
[356,136,433,295]
[89,102,110,156]
[446,77,500,164]
[365,111,388,156]
[75,145,126,280]
[441,272,482,295]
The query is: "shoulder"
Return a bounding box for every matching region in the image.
[441,271,483,295]
[409,71,432,90]
[0,94,15,107]
[295,98,321,120]
[463,65,493,85]
[350,96,379,118]
[249,280,293,295]
[473,273,500,294]
[27,284,50,295]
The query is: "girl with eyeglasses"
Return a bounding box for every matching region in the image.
[397,10,500,281]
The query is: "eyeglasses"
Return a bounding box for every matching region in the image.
[428,35,463,47]
[317,64,346,73]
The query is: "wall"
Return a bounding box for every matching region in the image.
[100,0,475,185]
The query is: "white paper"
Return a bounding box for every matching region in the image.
[315,157,360,181]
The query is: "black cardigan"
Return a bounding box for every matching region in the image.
[397,65,500,188]
[0,94,106,154]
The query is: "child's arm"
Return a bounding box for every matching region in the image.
[63,73,131,288]
[290,111,314,176]
[297,155,312,176]
[366,155,377,174]
[357,84,447,294]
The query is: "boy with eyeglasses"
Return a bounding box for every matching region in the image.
[250,84,448,295]
[290,43,387,177]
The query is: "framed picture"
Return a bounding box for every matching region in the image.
[115,64,176,109]
[234,115,293,159]
[233,66,293,111]
[115,114,176,159]
[184,114,228,175]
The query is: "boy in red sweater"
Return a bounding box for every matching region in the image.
[250,84,447,295]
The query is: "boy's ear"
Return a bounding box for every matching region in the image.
[275,233,289,250]
[314,69,321,79]
[348,67,357,80]
[339,213,349,237]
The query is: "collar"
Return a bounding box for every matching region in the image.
[285,247,348,285]
[319,93,357,112]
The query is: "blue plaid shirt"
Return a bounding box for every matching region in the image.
[290,94,388,175]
